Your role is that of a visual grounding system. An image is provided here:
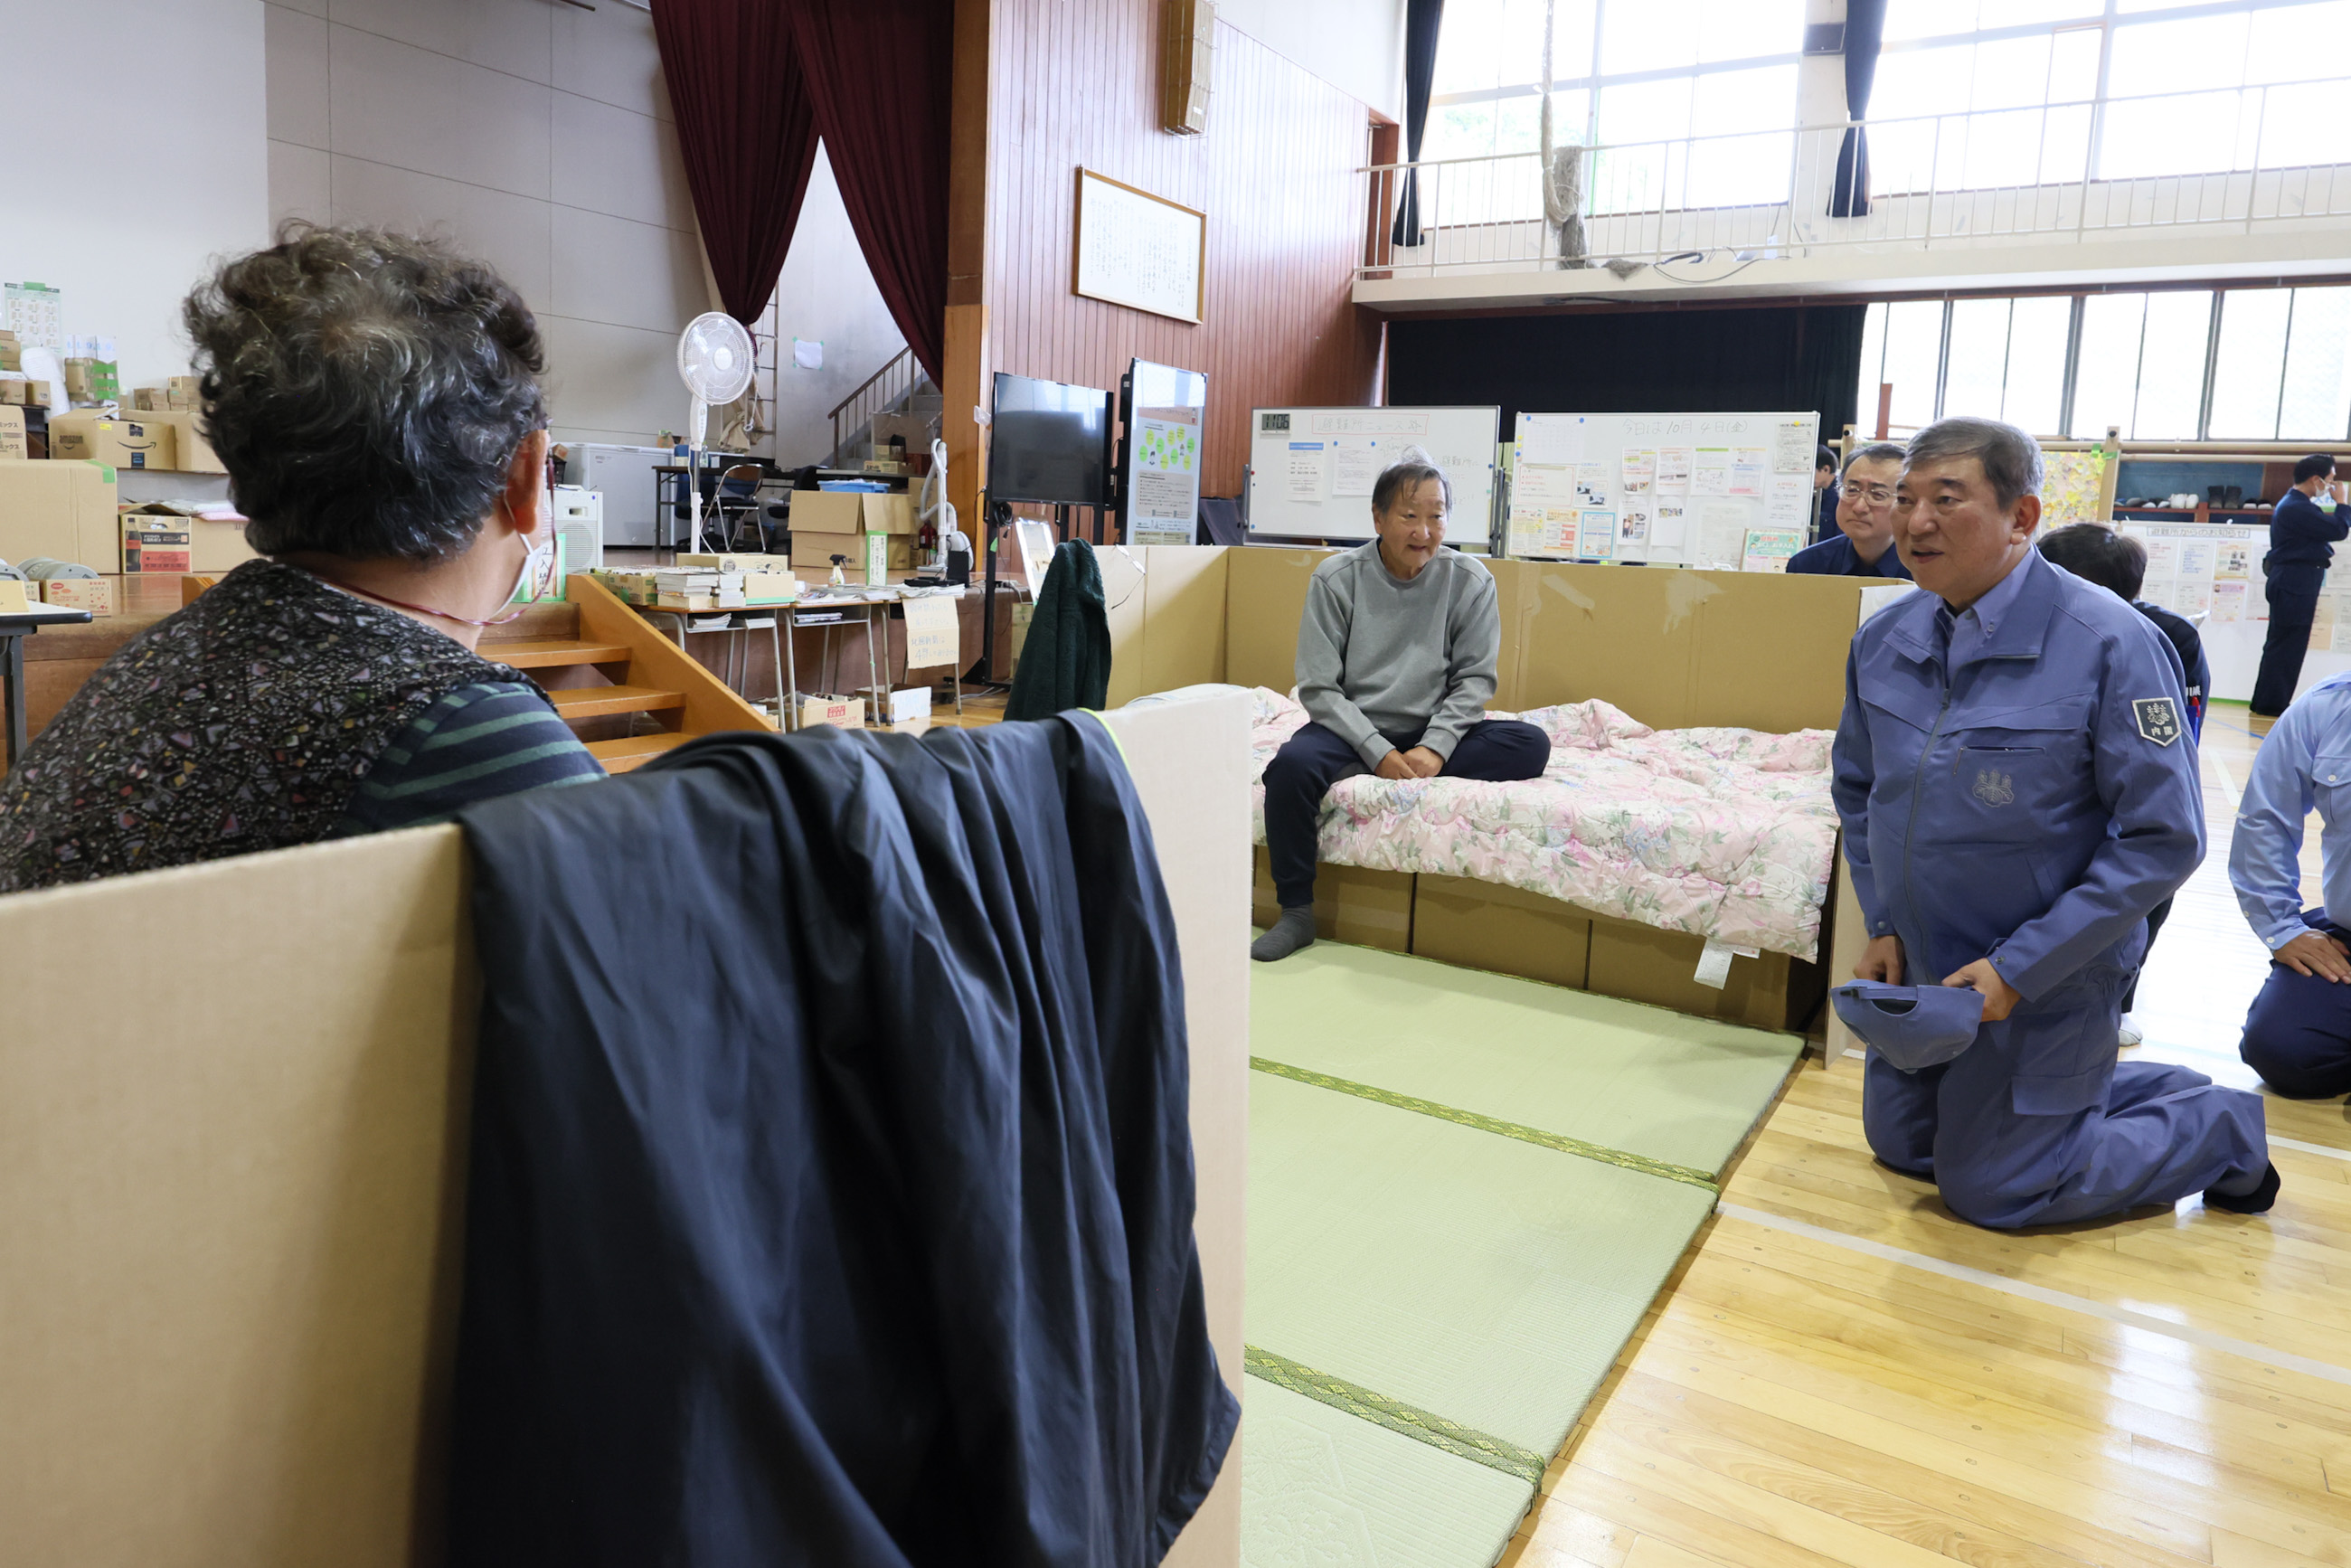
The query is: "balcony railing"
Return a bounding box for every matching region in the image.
[1362,77,2351,279]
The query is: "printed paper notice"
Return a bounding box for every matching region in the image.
[1652,498,1689,549]
[1331,436,1385,496]
[1578,510,1618,558]
[1693,448,1731,496]
[1696,500,1750,567]
[2140,535,2179,581]
[1764,472,1809,528]
[2212,580,2248,622]
[1130,408,1202,544]
[1730,448,1768,497]
[1513,464,1574,505]
[1657,448,1693,490]
[903,595,959,669]
[1742,528,1802,573]
[1773,418,1815,474]
[2173,580,2214,617]
[1519,414,1585,467]
[1618,505,1652,551]
[1286,441,1327,503]
[1621,449,1656,494]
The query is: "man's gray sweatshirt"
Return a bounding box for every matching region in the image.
[1295,543,1500,769]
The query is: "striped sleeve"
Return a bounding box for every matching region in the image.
[335,682,606,836]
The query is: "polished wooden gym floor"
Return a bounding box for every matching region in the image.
[1506,702,2351,1568]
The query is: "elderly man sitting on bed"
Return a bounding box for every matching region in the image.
[1251,459,1552,962]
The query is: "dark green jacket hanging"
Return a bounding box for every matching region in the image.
[1005,539,1112,720]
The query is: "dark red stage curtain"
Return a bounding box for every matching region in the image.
[651,0,821,325]
[783,0,953,385]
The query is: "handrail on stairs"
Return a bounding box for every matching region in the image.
[828,345,921,463]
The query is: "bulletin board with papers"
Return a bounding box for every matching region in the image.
[2117,519,2351,703]
[1245,406,1499,544]
[1508,411,1821,570]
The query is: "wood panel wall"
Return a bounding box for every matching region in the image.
[983,0,1383,499]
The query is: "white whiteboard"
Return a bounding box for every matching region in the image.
[1510,411,1819,570]
[1074,168,1204,325]
[1246,406,1498,544]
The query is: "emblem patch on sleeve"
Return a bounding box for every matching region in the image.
[2133,697,2182,746]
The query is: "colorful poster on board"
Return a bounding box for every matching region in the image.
[1130,406,1203,545]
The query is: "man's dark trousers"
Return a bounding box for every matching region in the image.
[2253,565,2323,715]
[2241,909,2351,1099]
[1263,719,1550,909]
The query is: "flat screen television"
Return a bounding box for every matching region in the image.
[990,372,1110,506]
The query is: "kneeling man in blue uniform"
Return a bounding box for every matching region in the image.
[1833,417,2275,1226]
[2231,672,2351,1098]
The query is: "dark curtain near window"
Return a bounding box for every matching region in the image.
[1393,0,1446,247]
[783,0,954,384]
[650,0,821,325]
[1831,0,1887,218]
[1388,304,1867,447]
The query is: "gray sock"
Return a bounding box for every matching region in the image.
[1251,907,1317,963]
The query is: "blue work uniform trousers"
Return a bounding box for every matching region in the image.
[1263,719,1550,909]
[1865,977,2269,1227]
[2240,909,2351,1099]
[2253,570,2322,715]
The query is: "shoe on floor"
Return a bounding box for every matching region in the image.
[2204,1161,2281,1215]
[1251,908,1316,963]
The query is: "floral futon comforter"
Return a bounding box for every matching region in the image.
[1249,689,1839,961]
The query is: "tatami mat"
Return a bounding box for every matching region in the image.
[1241,1380,1532,1568]
[1247,1072,1714,1463]
[1241,940,1801,1568]
[1250,941,1802,1176]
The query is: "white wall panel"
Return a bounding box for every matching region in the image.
[327,0,552,86]
[329,157,554,306]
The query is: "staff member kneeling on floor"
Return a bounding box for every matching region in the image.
[1833,416,2276,1226]
[2230,671,2351,1099]
[1251,458,1550,962]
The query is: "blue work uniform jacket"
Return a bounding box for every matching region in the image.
[2266,489,2348,600]
[1831,549,2205,1015]
[1787,533,1913,579]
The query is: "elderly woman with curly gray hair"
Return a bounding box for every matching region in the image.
[0,224,606,893]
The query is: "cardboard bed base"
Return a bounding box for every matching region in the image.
[1254,850,1824,1034]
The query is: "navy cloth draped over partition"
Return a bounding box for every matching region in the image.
[446,715,1236,1567]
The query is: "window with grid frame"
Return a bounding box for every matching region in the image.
[1425,0,2351,219]
[1852,283,2351,442]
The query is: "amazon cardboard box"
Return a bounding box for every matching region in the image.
[0,381,33,406]
[0,459,118,571]
[48,412,174,471]
[0,406,24,462]
[798,694,865,730]
[791,490,911,535]
[117,408,222,473]
[790,531,909,575]
[0,332,18,373]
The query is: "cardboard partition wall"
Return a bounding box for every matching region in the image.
[1214,548,1867,732]
[0,696,1253,1568]
[1103,545,1230,709]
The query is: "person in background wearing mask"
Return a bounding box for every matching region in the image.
[2035,523,2208,1047]
[1251,458,1551,962]
[2252,453,2349,719]
[0,224,604,893]
[1833,415,2273,1227]
[1789,441,1912,578]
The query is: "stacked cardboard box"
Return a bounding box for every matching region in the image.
[0,458,118,571]
[789,490,913,581]
[48,412,173,470]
